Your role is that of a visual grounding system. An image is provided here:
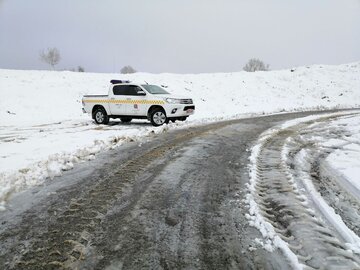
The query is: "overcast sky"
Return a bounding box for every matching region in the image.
[0,0,359,73]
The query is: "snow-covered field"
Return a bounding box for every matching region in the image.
[0,62,360,208]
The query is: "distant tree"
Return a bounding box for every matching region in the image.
[243,58,270,72]
[120,65,137,74]
[40,47,61,69]
[77,66,85,72]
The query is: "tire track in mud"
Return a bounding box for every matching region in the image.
[251,114,360,269]
[288,114,360,247]
[1,123,228,270]
[12,147,174,269]
[310,156,360,238]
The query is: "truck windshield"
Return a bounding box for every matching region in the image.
[142,85,169,95]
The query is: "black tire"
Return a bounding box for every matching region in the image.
[179,117,188,122]
[93,108,109,124]
[150,108,167,126]
[120,118,132,123]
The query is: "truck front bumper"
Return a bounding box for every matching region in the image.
[165,105,195,117]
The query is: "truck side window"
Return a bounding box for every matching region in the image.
[127,85,143,96]
[113,85,143,96]
[113,85,127,95]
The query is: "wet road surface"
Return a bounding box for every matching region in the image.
[0,110,359,269]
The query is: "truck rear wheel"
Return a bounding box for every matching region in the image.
[150,108,167,126]
[94,108,109,124]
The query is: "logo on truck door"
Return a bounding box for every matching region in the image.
[134,104,138,109]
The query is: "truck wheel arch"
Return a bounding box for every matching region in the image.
[92,105,110,124]
[147,105,166,119]
[92,105,106,119]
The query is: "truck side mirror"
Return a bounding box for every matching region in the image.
[137,90,146,96]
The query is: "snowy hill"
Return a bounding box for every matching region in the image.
[0,62,359,208]
[1,62,359,126]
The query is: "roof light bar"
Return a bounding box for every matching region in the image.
[110,80,131,84]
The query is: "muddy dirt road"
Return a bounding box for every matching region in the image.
[1,110,359,269]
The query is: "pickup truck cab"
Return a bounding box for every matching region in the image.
[82,80,195,126]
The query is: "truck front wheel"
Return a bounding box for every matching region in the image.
[150,108,167,126]
[93,108,109,125]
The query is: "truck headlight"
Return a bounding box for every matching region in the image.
[165,98,181,104]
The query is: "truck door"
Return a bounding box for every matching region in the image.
[125,85,149,116]
[109,85,128,115]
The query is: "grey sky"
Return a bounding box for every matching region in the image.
[0,0,359,73]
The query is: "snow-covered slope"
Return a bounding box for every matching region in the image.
[0,62,359,208]
[1,62,359,126]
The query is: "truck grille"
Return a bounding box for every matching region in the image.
[184,106,195,111]
[180,99,193,104]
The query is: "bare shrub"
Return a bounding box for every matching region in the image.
[243,58,270,72]
[120,65,137,74]
[40,48,61,69]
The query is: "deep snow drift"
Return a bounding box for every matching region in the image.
[0,62,360,208]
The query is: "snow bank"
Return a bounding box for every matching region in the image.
[325,116,360,196]
[0,62,360,207]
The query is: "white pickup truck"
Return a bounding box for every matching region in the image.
[82,80,195,126]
